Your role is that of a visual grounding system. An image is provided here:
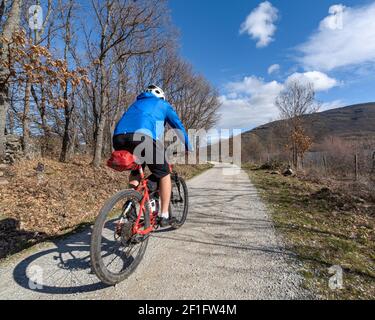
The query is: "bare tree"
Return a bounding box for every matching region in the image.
[275,80,319,169]
[0,0,22,160]
[159,50,220,130]
[59,0,74,162]
[1,0,221,166]
[83,0,170,167]
[21,0,52,157]
[0,0,9,29]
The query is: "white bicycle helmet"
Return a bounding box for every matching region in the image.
[145,84,165,100]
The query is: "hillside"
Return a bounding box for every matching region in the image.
[244,103,375,150]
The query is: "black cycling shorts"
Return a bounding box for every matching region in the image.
[113,133,170,180]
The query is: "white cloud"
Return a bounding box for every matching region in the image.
[240,1,279,48]
[218,71,340,130]
[298,2,375,71]
[286,71,339,91]
[320,4,346,30]
[218,76,284,129]
[268,64,280,74]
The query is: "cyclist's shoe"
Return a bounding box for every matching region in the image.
[158,217,170,228]
[158,217,177,228]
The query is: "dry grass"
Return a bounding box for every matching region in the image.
[174,163,213,180]
[0,157,212,259]
[244,164,375,300]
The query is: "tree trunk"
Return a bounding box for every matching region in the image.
[93,113,106,167]
[59,0,73,163]
[7,105,14,134]
[293,143,298,170]
[68,124,78,158]
[31,84,50,156]
[60,96,76,163]
[92,61,108,168]
[60,106,71,163]
[0,0,23,160]
[60,83,72,163]
[37,87,50,156]
[22,80,31,157]
[0,83,8,160]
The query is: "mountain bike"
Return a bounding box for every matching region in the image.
[90,150,189,286]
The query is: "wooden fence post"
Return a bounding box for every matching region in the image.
[323,155,327,174]
[354,154,359,181]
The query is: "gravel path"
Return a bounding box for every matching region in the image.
[0,163,311,300]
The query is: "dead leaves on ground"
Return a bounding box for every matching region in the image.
[0,157,129,257]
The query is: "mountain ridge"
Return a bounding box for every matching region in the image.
[242,102,375,150]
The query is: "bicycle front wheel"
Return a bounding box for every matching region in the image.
[90,190,150,286]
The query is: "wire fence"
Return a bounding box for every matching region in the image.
[302,150,375,181]
[244,149,375,183]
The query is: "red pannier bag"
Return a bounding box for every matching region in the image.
[107,151,141,172]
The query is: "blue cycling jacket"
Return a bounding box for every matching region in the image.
[114,92,192,151]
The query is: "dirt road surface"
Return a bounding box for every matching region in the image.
[0,163,311,300]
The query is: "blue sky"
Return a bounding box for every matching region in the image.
[169,0,375,130]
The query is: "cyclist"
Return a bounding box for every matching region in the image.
[113,85,192,227]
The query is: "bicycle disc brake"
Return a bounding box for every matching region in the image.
[120,222,133,246]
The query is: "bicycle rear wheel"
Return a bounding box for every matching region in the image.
[90,190,150,285]
[170,175,189,229]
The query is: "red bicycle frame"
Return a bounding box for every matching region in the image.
[131,164,174,236]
